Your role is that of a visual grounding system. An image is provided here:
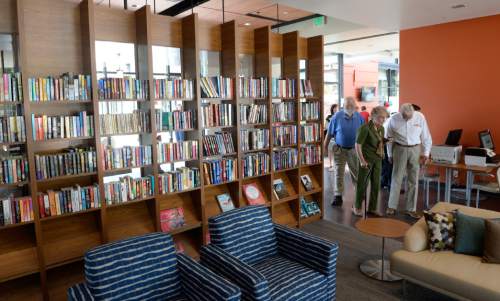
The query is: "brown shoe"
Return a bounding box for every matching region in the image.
[368,210,383,217]
[352,207,363,217]
[405,211,422,219]
[386,208,396,215]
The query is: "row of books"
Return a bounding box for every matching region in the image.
[300,101,320,121]
[203,158,237,185]
[154,79,193,100]
[0,116,26,143]
[104,176,155,205]
[201,103,233,128]
[272,102,295,122]
[203,132,235,156]
[241,128,269,152]
[32,113,94,141]
[0,73,22,102]
[240,104,267,125]
[239,77,267,98]
[98,77,148,100]
[101,145,152,170]
[200,76,233,99]
[271,78,295,98]
[272,125,297,146]
[299,79,314,97]
[1,156,29,184]
[300,145,321,165]
[300,197,321,218]
[0,196,33,226]
[242,152,269,178]
[35,147,97,180]
[273,148,298,171]
[28,74,91,102]
[158,167,200,194]
[38,184,100,218]
[301,123,321,143]
[158,140,198,163]
[99,111,149,135]
[156,110,195,131]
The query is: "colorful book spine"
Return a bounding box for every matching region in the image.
[200,76,233,99]
[271,78,295,98]
[203,158,237,185]
[35,147,97,180]
[155,110,195,131]
[240,129,269,152]
[158,140,198,163]
[0,73,23,102]
[299,79,313,97]
[158,167,200,194]
[0,196,33,226]
[99,111,149,135]
[37,184,100,218]
[154,79,193,100]
[101,145,152,170]
[31,112,94,141]
[104,176,155,205]
[0,156,29,184]
[301,101,320,120]
[238,77,267,98]
[240,104,267,125]
[98,77,148,100]
[300,144,322,165]
[272,125,297,146]
[242,152,269,178]
[0,116,26,143]
[272,101,295,122]
[203,132,235,156]
[273,148,298,171]
[301,123,321,143]
[201,103,233,127]
[28,74,91,102]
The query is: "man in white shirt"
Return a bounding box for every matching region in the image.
[385,103,432,218]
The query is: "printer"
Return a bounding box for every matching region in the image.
[430,129,463,164]
[464,130,499,166]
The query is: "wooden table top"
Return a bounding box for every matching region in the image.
[429,161,499,173]
[355,218,411,238]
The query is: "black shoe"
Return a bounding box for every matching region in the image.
[331,195,343,206]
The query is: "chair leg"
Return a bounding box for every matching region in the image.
[425,180,429,209]
[476,189,480,208]
[437,180,440,203]
[402,279,408,298]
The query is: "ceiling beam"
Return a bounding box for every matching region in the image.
[159,0,210,16]
[271,13,323,29]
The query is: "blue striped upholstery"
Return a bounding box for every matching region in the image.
[68,283,94,301]
[208,205,277,264]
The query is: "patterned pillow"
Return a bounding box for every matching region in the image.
[424,211,456,252]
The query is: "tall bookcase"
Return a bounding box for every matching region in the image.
[0,1,324,300]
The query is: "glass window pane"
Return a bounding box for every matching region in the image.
[299,59,306,80]
[0,34,15,73]
[239,54,253,77]
[95,41,136,78]
[152,46,181,78]
[271,57,281,78]
[200,50,220,77]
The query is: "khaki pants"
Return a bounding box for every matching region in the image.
[388,144,420,211]
[333,146,359,196]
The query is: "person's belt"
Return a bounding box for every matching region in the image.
[339,146,354,150]
[395,142,420,148]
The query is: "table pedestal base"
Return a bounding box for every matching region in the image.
[359,259,402,282]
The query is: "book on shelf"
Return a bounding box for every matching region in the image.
[272,101,295,122]
[299,79,313,97]
[201,103,233,127]
[273,147,298,171]
[159,167,200,194]
[301,101,320,121]
[35,147,96,180]
[98,77,148,100]
[28,73,90,102]
[240,104,267,125]
[272,178,289,200]
[32,112,94,141]
[101,145,152,170]
[155,110,195,131]
[0,195,33,226]
[104,175,154,205]
[158,140,198,163]
[0,73,22,102]
[300,144,321,165]
[242,152,269,178]
[300,197,321,218]
[242,183,266,205]
[0,116,26,143]
[301,123,320,143]
[0,156,29,184]
[203,158,237,185]
[272,78,295,98]
[241,128,269,152]
[216,193,235,212]
[100,111,149,136]
[300,175,314,191]
[203,132,235,156]
[175,241,185,253]
[154,78,193,100]
[160,207,186,232]
[272,125,297,146]
[38,184,100,218]
[200,76,233,99]
[238,77,267,98]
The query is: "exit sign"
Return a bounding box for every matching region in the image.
[313,16,325,26]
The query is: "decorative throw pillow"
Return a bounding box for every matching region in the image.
[483,219,500,264]
[424,211,455,252]
[454,210,485,256]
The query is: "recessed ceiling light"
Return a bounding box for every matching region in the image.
[132,4,137,8]
[283,11,288,15]
[244,22,251,26]
[451,4,466,9]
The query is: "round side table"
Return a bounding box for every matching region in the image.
[355,218,410,282]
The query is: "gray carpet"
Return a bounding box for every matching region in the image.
[302,220,456,301]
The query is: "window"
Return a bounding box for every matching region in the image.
[324,53,342,119]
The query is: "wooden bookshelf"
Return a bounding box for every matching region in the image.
[0,1,323,299]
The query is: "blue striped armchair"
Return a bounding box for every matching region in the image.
[201,206,339,301]
[67,232,241,301]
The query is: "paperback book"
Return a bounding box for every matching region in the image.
[273,178,289,200]
[216,193,235,212]
[300,175,314,191]
[160,207,186,232]
[242,183,266,205]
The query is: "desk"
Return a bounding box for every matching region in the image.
[429,161,499,206]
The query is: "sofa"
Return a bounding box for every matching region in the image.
[391,202,500,301]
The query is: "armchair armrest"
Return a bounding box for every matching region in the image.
[274,224,339,275]
[403,217,428,252]
[200,244,271,301]
[177,253,241,301]
[67,283,94,301]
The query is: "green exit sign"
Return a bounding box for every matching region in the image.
[313,16,325,26]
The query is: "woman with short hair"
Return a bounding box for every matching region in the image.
[325,104,339,170]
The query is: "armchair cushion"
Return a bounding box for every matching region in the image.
[68,283,94,301]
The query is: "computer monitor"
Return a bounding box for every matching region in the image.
[445,129,462,146]
[479,130,495,150]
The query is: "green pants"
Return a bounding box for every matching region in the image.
[355,159,382,211]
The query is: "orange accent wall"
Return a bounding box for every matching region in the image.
[343,61,379,111]
[400,14,500,149]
